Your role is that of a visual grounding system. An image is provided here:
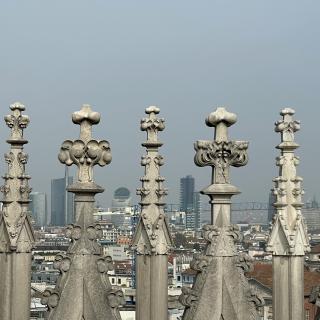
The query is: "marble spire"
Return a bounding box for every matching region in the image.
[179,107,263,320]
[42,105,124,320]
[267,108,310,320]
[133,106,173,320]
[0,102,35,320]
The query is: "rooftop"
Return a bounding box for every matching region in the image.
[247,262,320,295]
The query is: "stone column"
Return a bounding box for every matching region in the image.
[267,108,310,320]
[179,107,263,320]
[133,106,173,320]
[42,105,124,320]
[0,102,35,320]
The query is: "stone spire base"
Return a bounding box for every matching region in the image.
[180,107,263,320]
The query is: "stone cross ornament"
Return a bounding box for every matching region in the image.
[58,105,112,184]
[4,102,30,142]
[194,107,248,185]
[275,107,300,143]
[141,106,165,145]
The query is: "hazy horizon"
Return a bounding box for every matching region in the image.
[0,1,320,209]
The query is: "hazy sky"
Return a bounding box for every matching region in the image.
[0,1,319,208]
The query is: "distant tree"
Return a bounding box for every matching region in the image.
[175,233,187,248]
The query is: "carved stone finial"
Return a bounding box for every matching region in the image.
[206,107,237,141]
[275,107,300,143]
[72,104,101,142]
[58,104,112,184]
[4,102,30,141]
[133,106,172,255]
[267,108,309,256]
[141,105,165,145]
[0,102,34,252]
[0,102,35,320]
[206,107,237,127]
[194,107,248,186]
[9,101,26,111]
[267,109,310,320]
[44,107,120,320]
[133,106,173,320]
[280,107,295,116]
[145,106,160,114]
[181,107,260,320]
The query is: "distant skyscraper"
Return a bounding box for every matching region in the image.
[180,175,201,230]
[51,170,74,226]
[180,175,195,212]
[111,187,131,211]
[29,192,47,226]
[193,192,201,229]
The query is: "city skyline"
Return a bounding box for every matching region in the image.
[0,2,319,320]
[1,99,319,320]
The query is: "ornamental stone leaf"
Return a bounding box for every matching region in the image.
[97,256,114,273]
[41,289,60,311]
[190,255,211,272]
[194,108,248,186]
[268,108,310,258]
[4,152,14,167]
[179,287,199,308]
[141,106,165,132]
[194,140,248,184]
[106,288,125,308]
[53,254,71,273]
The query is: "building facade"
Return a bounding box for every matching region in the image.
[180,175,195,213]
[180,175,201,230]
[112,187,131,211]
[50,176,74,226]
[29,192,47,226]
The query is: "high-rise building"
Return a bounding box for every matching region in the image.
[193,191,201,229]
[180,175,195,212]
[180,175,201,230]
[51,174,74,226]
[29,192,47,226]
[111,187,131,211]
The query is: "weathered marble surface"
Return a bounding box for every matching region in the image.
[0,103,35,320]
[133,106,173,320]
[180,107,263,320]
[42,105,123,320]
[267,108,310,320]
